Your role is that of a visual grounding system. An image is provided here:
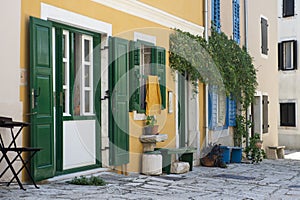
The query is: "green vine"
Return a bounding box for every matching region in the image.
[234,115,252,147]
[169,28,257,110]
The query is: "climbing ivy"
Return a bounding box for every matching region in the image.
[169,29,257,110]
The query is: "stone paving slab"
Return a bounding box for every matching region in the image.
[1,158,300,199]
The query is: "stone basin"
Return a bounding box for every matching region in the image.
[139,134,168,143]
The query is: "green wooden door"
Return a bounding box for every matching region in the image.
[109,37,129,166]
[30,17,55,180]
[178,73,186,148]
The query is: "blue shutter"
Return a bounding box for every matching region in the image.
[208,86,218,130]
[233,0,240,44]
[227,97,236,126]
[212,0,221,32]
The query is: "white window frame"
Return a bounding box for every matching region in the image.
[62,30,70,116]
[279,99,297,128]
[81,35,94,115]
[217,92,227,127]
[283,41,295,70]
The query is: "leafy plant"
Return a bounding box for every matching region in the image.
[234,114,252,147]
[67,175,106,186]
[145,115,157,127]
[244,134,266,163]
[169,28,257,110]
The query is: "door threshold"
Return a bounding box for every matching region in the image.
[44,168,110,183]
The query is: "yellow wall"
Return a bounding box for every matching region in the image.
[199,83,206,149]
[21,0,204,174]
[139,0,204,26]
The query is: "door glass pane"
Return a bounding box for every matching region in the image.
[84,39,90,62]
[85,65,90,87]
[74,34,81,116]
[62,34,66,58]
[85,91,90,113]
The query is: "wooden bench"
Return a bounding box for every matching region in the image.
[267,146,285,159]
[154,147,197,174]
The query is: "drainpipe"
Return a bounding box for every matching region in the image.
[205,0,209,147]
[244,0,249,147]
[244,0,248,49]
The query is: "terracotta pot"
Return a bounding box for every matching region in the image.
[255,141,263,149]
[143,125,159,135]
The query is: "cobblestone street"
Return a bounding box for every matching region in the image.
[1,152,300,200]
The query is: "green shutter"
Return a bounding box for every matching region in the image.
[129,41,142,112]
[151,46,166,109]
[109,37,129,166]
[30,16,55,180]
[262,95,269,133]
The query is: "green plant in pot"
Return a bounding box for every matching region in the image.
[144,115,159,135]
[244,133,266,163]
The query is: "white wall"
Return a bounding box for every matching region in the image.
[0,0,22,120]
[0,0,22,181]
[278,0,300,149]
[247,0,279,147]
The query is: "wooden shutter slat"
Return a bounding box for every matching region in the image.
[293,40,297,70]
[262,95,269,133]
[278,42,283,70]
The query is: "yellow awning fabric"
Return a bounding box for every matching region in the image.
[146,75,162,115]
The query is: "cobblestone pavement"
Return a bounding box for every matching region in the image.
[1,156,300,199]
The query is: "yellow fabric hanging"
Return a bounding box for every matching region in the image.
[146,75,162,115]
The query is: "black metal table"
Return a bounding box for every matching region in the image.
[0,116,41,190]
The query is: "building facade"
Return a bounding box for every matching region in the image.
[0,0,205,181]
[247,0,279,148]
[278,0,300,149]
[207,0,279,149]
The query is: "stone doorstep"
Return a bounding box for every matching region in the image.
[44,168,110,183]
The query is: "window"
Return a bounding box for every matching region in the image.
[278,40,297,70]
[261,17,268,55]
[280,103,296,127]
[208,86,236,130]
[54,24,99,117]
[232,0,240,44]
[62,30,70,116]
[217,93,227,127]
[129,40,166,113]
[212,0,221,32]
[283,0,295,17]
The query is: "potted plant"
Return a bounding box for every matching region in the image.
[244,133,266,163]
[143,115,159,135]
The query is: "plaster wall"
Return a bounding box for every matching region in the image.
[0,0,23,181]
[278,0,300,148]
[247,0,279,147]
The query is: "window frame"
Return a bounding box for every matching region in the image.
[278,40,297,71]
[280,102,296,127]
[283,0,295,18]
[52,22,100,120]
[261,17,269,56]
[129,39,166,114]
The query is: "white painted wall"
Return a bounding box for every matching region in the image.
[0,0,22,181]
[0,1,22,119]
[278,0,300,149]
[247,0,279,147]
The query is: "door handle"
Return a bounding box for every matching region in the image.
[26,112,37,116]
[31,88,41,108]
[60,92,63,107]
